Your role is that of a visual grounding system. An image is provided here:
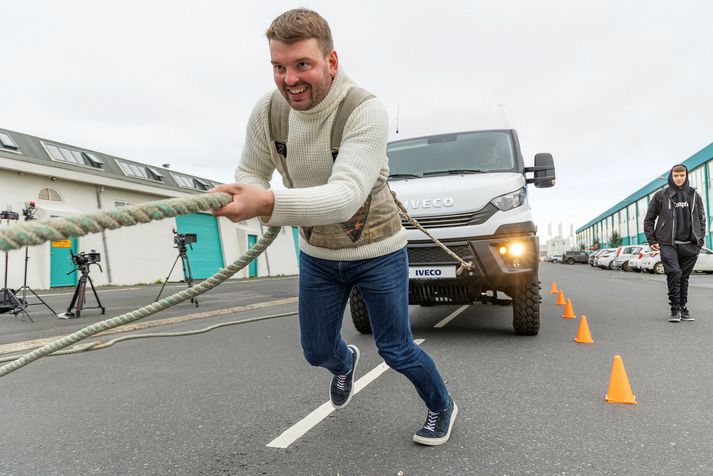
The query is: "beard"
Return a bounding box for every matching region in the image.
[282,63,333,111]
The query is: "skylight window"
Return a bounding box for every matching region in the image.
[43,142,104,169]
[0,131,19,151]
[171,173,213,191]
[116,160,164,182]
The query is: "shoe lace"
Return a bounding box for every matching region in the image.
[335,374,348,391]
[424,410,439,432]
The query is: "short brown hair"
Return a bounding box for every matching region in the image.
[672,165,687,173]
[266,8,334,56]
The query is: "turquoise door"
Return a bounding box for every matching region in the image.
[175,213,225,280]
[291,226,300,260]
[248,234,258,277]
[50,238,77,287]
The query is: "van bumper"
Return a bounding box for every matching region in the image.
[406,230,539,305]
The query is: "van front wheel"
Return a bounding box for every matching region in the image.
[511,279,541,336]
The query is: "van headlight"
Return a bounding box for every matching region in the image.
[490,187,526,211]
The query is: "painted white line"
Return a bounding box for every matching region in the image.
[267,338,426,449]
[433,305,469,328]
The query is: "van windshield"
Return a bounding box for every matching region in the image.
[387,131,515,179]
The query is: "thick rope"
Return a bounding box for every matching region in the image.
[0,192,281,377]
[0,190,471,377]
[0,311,297,363]
[0,193,233,252]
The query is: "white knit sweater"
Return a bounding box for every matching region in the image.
[235,68,407,261]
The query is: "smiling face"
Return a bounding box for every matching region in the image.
[270,38,338,111]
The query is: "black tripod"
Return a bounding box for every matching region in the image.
[63,261,105,319]
[155,238,198,307]
[15,245,57,318]
[0,250,33,322]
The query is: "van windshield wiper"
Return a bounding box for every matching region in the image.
[388,173,421,179]
[422,169,485,176]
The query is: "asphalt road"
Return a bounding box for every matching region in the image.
[1,264,713,475]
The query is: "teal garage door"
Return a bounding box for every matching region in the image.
[248,234,258,277]
[50,237,78,287]
[175,213,225,280]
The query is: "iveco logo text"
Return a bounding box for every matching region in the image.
[406,198,454,209]
[415,269,442,276]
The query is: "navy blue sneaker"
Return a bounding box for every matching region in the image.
[330,345,359,409]
[413,397,458,446]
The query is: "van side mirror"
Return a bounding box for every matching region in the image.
[524,153,555,188]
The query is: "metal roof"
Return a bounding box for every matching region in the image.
[577,142,713,233]
[0,127,221,194]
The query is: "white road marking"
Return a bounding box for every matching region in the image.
[266,338,426,449]
[433,305,469,328]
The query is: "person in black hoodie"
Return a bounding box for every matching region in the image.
[644,164,706,322]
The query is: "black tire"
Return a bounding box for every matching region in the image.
[511,279,541,336]
[349,287,372,334]
[608,261,615,270]
[622,261,631,272]
[654,262,665,275]
[566,258,575,265]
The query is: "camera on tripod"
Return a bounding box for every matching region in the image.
[156,229,199,306]
[173,229,197,249]
[62,249,105,319]
[71,249,101,268]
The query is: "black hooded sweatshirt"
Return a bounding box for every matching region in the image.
[668,165,693,242]
[644,164,706,246]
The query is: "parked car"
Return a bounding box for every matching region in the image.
[640,249,663,274]
[596,248,619,269]
[550,254,563,263]
[693,247,713,274]
[563,251,589,264]
[627,246,651,272]
[612,245,644,271]
[588,249,605,266]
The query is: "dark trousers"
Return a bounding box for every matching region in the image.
[659,243,700,308]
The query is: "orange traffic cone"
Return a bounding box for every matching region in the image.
[562,298,576,318]
[556,289,566,306]
[575,315,593,343]
[605,355,637,404]
[550,281,558,294]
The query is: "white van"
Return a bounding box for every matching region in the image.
[349,129,555,335]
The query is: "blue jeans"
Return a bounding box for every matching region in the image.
[299,247,450,412]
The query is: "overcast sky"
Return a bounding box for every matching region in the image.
[2,1,712,241]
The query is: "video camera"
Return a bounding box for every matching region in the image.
[172,229,197,250]
[71,249,101,267]
[0,208,19,221]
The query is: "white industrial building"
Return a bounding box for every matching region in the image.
[0,127,300,290]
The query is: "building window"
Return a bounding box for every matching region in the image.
[42,142,104,169]
[38,187,63,202]
[170,173,214,191]
[116,160,164,182]
[114,200,134,208]
[0,131,19,151]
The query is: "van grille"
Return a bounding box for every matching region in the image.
[402,203,498,229]
[408,245,473,264]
